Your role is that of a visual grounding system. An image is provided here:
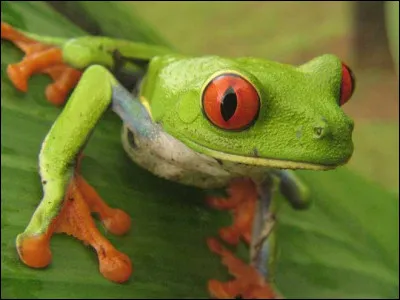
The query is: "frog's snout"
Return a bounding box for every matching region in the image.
[309,115,354,166]
[312,116,354,140]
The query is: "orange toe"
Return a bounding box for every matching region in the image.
[101,208,132,236]
[7,64,29,92]
[16,234,52,269]
[75,174,131,236]
[1,21,81,106]
[206,238,277,299]
[219,227,240,245]
[208,279,243,299]
[206,178,258,246]
[98,245,133,283]
[44,65,82,106]
[207,237,224,255]
[1,22,32,44]
[50,177,133,283]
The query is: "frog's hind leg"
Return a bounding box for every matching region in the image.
[206,178,258,245]
[206,238,277,299]
[1,22,81,106]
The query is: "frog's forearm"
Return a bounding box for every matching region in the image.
[273,169,311,210]
[18,65,116,240]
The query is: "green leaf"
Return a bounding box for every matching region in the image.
[44,1,175,48]
[1,2,398,299]
[275,169,399,298]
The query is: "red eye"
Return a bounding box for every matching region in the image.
[202,73,260,131]
[339,63,356,106]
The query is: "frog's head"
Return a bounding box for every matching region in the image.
[142,54,355,170]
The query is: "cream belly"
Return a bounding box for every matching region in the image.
[120,124,270,189]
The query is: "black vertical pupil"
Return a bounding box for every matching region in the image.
[221,86,237,122]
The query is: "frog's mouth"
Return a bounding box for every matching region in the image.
[182,138,349,171]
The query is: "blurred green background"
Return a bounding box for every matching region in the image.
[129,1,399,195]
[1,1,398,299]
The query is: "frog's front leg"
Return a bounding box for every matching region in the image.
[1,21,170,106]
[206,178,279,299]
[272,169,311,210]
[17,65,132,283]
[1,22,82,106]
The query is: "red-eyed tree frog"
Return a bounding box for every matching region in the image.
[1,21,356,299]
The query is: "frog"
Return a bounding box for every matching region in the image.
[1,21,355,299]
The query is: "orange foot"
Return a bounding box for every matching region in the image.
[207,238,277,299]
[1,22,81,106]
[206,178,258,245]
[16,154,132,283]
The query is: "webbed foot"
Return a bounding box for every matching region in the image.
[206,179,258,245]
[1,22,81,106]
[16,155,132,283]
[207,238,277,299]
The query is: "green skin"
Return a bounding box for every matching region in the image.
[12,31,354,280]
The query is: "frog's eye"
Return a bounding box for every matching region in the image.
[202,73,260,131]
[339,63,356,106]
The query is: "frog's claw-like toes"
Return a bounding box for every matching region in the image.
[75,174,131,236]
[1,21,81,106]
[219,226,241,245]
[206,179,258,246]
[206,238,277,299]
[208,279,242,299]
[43,65,82,106]
[206,179,277,299]
[54,179,132,283]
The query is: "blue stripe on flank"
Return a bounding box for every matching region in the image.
[111,84,158,139]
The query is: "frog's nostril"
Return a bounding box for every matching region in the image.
[313,117,330,139]
[313,126,325,138]
[314,127,323,136]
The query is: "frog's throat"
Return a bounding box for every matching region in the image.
[182,138,345,171]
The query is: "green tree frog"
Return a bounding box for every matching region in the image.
[1,21,355,299]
